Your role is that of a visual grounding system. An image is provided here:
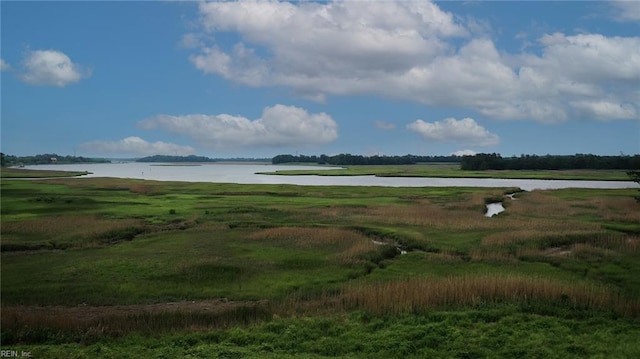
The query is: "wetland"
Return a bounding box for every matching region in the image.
[1,168,639,357]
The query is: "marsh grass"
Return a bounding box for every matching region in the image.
[248,227,382,266]
[5,272,638,345]
[340,275,640,316]
[0,168,90,178]
[469,248,518,263]
[1,302,272,344]
[1,215,145,250]
[2,178,640,351]
[129,184,160,195]
[265,164,633,181]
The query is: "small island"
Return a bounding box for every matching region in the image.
[1,153,110,166]
[135,155,217,163]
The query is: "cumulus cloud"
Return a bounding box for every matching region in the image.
[374,121,396,130]
[451,149,477,157]
[186,0,639,123]
[138,104,338,149]
[0,58,10,71]
[20,49,90,87]
[570,100,637,120]
[510,33,640,122]
[190,0,466,97]
[609,1,640,22]
[79,136,195,156]
[407,117,499,146]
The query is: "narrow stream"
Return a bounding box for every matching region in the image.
[371,239,407,255]
[485,191,521,217]
[485,203,505,217]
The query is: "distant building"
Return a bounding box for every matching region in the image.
[50,157,57,163]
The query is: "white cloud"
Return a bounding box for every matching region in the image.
[407,117,499,146]
[535,33,639,84]
[186,0,639,123]
[609,1,640,22]
[0,58,10,71]
[190,0,466,98]
[79,136,195,156]
[570,100,637,120]
[181,33,205,49]
[138,104,338,149]
[20,49,90,87]
[451,149,477,157]
[374,121,396,130]
[511,33,640,122]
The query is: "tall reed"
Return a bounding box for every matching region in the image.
[248,227,378,265]
[340,275,640,316]
[1,215,143,248]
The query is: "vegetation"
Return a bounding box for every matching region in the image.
[1,177,639,356]
[136,155,217,163]
[1,153,109,167]
[629,170,640,202]
[261,163,634,181]
[272,152,640,171]
[214,157,271,163]
[272,153,460,165]
[461,153,640,171]
[0,167,91,179]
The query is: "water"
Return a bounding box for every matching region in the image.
[21,162,639,191]
[485,203,506,217]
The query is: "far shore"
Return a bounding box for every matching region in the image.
[257,164,634,182]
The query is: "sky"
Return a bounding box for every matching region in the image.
[1,0,639,158]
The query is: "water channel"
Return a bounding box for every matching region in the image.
[21,162,639,192]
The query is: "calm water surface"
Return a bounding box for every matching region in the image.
[23,162,639,191]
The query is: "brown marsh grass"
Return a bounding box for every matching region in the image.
[1,215,143,246]
[1,300,272,341]
[4,273,638,343]
[341,275,640,316]
[598,197,640,223]
[517,236,640,260]
[469,248,518,263]
[129,183,159,195]
[248,227,378,265]
[249,227,361,247]
[424,251,467,263]
[481,227,605,247]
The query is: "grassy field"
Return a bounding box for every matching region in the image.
[1,167,91,178]
[260,163,634,181]
[1,175,639,357]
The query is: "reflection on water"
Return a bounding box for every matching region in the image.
[485,203,505,217]
[22,162,639,191]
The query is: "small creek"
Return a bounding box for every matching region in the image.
[371,239,407,255]
[485,192,520,217]
[485,203,505,217]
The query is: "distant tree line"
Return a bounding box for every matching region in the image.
[135,155,217,163]
[460,153,640,171]
[213,157,271,162]
[628,170,640,202]
[272,154,461,165]
[0,153,110,167]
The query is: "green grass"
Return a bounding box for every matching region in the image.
[259,163,634,181]
[3,308,640,358]
[2,177,640,356]
[0,167,91,178]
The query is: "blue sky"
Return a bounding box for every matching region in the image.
[1,1,639,158]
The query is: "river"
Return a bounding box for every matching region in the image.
[21,162,639,191]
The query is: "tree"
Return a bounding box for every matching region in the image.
[628,170,640,202]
